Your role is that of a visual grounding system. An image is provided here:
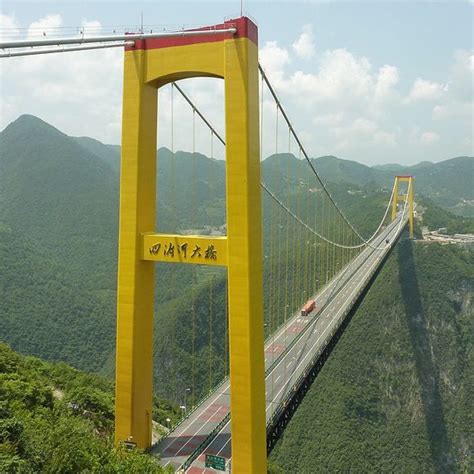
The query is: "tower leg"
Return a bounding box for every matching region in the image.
[391,178,399,221]
[115,50,158,449]
[225,37,267,473]
[408,178,414,238]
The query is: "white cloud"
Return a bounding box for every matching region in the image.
[405,78,446,103]
[0,14,124,143]
[291,49,373,102]
[373,130,398,148]
[431,50,473,121]
[448,49,473,101]
[81,19,103,37]
[347,117,377,135]
[432,104,447,119]
[27,14,62,38]
[82,19,101,29]
[374,65,399,101]
[0,13,19,39]
[260,41,290,81]
[259,38,405,160]
[292,24,315,60]
[0,14,471,165]
[313,112,345,127]
[420,131,440,145]
[328,117,399,154]
[432,102,473,120]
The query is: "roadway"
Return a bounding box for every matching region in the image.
[153,212,408,473]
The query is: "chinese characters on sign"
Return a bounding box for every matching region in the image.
[149,242,217,261]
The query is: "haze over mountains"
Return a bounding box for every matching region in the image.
[72,114,474,216]
[315,154,473,215]
[4,114,471,207]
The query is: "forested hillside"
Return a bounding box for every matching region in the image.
[0,224,116,371]
[0,343,177,472]
[419,198,474,235]
[314,155,474,216]
[270,241,473,472]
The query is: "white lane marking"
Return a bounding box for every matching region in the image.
[216,433,232,456]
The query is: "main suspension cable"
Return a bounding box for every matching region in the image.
[258,64,392,247]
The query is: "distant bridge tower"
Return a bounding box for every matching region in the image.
[114,17,266,473]
[392,175,415,238]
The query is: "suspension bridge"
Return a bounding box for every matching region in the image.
[147,77,413,472]
[1,15,414,474]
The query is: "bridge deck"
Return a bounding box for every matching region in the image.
[153,215,407,472]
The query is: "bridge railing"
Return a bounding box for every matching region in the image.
[152,374,230,449]
[178,412,231,472]
[266,214,409,442]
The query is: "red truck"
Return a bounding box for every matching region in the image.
[301,299,316,316]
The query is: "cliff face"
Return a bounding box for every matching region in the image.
[270,240,473,473]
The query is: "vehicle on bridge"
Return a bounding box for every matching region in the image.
[301,299,316,316]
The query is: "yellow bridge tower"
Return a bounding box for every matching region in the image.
[392,175,415,238]
[114,17,266,473]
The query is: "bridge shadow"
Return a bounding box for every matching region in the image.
[397,239,452,472]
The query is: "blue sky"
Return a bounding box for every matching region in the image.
[1,1,473,165]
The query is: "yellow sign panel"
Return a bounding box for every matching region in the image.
[141,233,228,266]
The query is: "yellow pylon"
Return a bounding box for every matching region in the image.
[114,17,266,473]
[391,175,415,238]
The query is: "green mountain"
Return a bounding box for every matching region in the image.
[0,114,119,290]
[314,154,474,216]
[0,116,230,403]
[0,115,391,399]
[270,241,473,472]
[72,136,120,172]
[155,147,226,231]
[1,115,470,370]
[312,154,381,186]
[372,163,405,171]
[0,342,176,472]
[0,116,120,372]
[0,223,116,371]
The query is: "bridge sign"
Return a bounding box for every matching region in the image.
[205,454,226,471]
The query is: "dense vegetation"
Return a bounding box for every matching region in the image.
[0,223,116,372]
[419,198,474,235]
[270,241,473,472]
[0,343,178,472]
[315,154,474,216]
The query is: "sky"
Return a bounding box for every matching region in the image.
[0,0,473,166]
